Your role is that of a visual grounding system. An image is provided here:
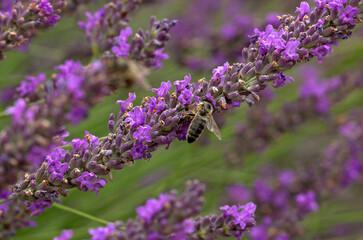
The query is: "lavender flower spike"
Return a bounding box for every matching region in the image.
[0,14,176,192]
[78,0,143,53]
[0,0,66,60]
[11,0,363,215]
[87,180,256,239]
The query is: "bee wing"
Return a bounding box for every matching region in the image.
[128,60,151,90]
[206,115,222,140]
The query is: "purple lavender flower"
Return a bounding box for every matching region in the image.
[178,88,193,105]
[0,0,67,59]
[47,148,70,181]
[117,93,136,114]
[249,217,271,240]
[311,45,334,63]
[314,0,328,9]
[0,198,37,238]
[5,99,27,125]
[342,157,363,186]
[132,125,153,142]
[265,13,281,28]
[0,59,114,191]
[78,9,106,45]
[230,67,363,163]
[0,0,12,13]
[131,141,148,159]
[174,74,191,93]
[26,199,52,217]
[87,180,256,239]
[125,107,146,128]
[295,2,310,20]
[37,0,60,26]
[89,223,115,240]
[17,73,46,97]
[220,202,256,229]
[78,1,142,51]
[53,230,73,240]
[228,109,363,240]
[299,66,333,113]
[273,72,295,88]
[0,86,17,105]
[111,27,133,58]
[78,1,175,71]
[278,170,296,187]
[10,0,363,219]
[328,0,348,12]
[211,62,229,83]
[0,190,11,213]
[169,0,257,71]
[76,172,107,195]
[136,193,169,223]
[152,81,172,98]
[295,191,319,215]
[281,40,301,61]
[227,185,251,203]
[339,5,359,25]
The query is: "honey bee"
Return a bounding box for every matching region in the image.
[186,101,222,143]
[101,52,151,91]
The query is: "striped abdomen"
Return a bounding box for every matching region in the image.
[187,116,207,143]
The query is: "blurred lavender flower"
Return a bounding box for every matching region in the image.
[87,180,256,239]
[78,0,143,52]
[170,0,255,71]
[78,0,176,67]
[0,0,66,60]
[53,230,73,240]
[0,60,111,191]
[111,27,133,58]
[0,0,12,13]
[100,17,176,90]
[231,68,363,163]
[126,16,176,69]
[170,0,287,72]
[1,191,36,239]
[295,191,319,215]
[321,111,363,189]
[0,86,16,105]
[226,109,363,239]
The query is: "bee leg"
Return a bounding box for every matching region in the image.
[183,113,195,121]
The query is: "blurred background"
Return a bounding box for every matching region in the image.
[1,0,363,239]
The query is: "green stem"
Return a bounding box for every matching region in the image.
[0,199,8,204]
[52,202,110,225]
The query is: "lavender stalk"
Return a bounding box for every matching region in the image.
[0,15,175,192]
[85,180,256,240]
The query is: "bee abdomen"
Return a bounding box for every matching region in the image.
[187,117,206,143]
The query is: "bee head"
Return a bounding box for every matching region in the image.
[202,101,213,114]
[115,58,129,73]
